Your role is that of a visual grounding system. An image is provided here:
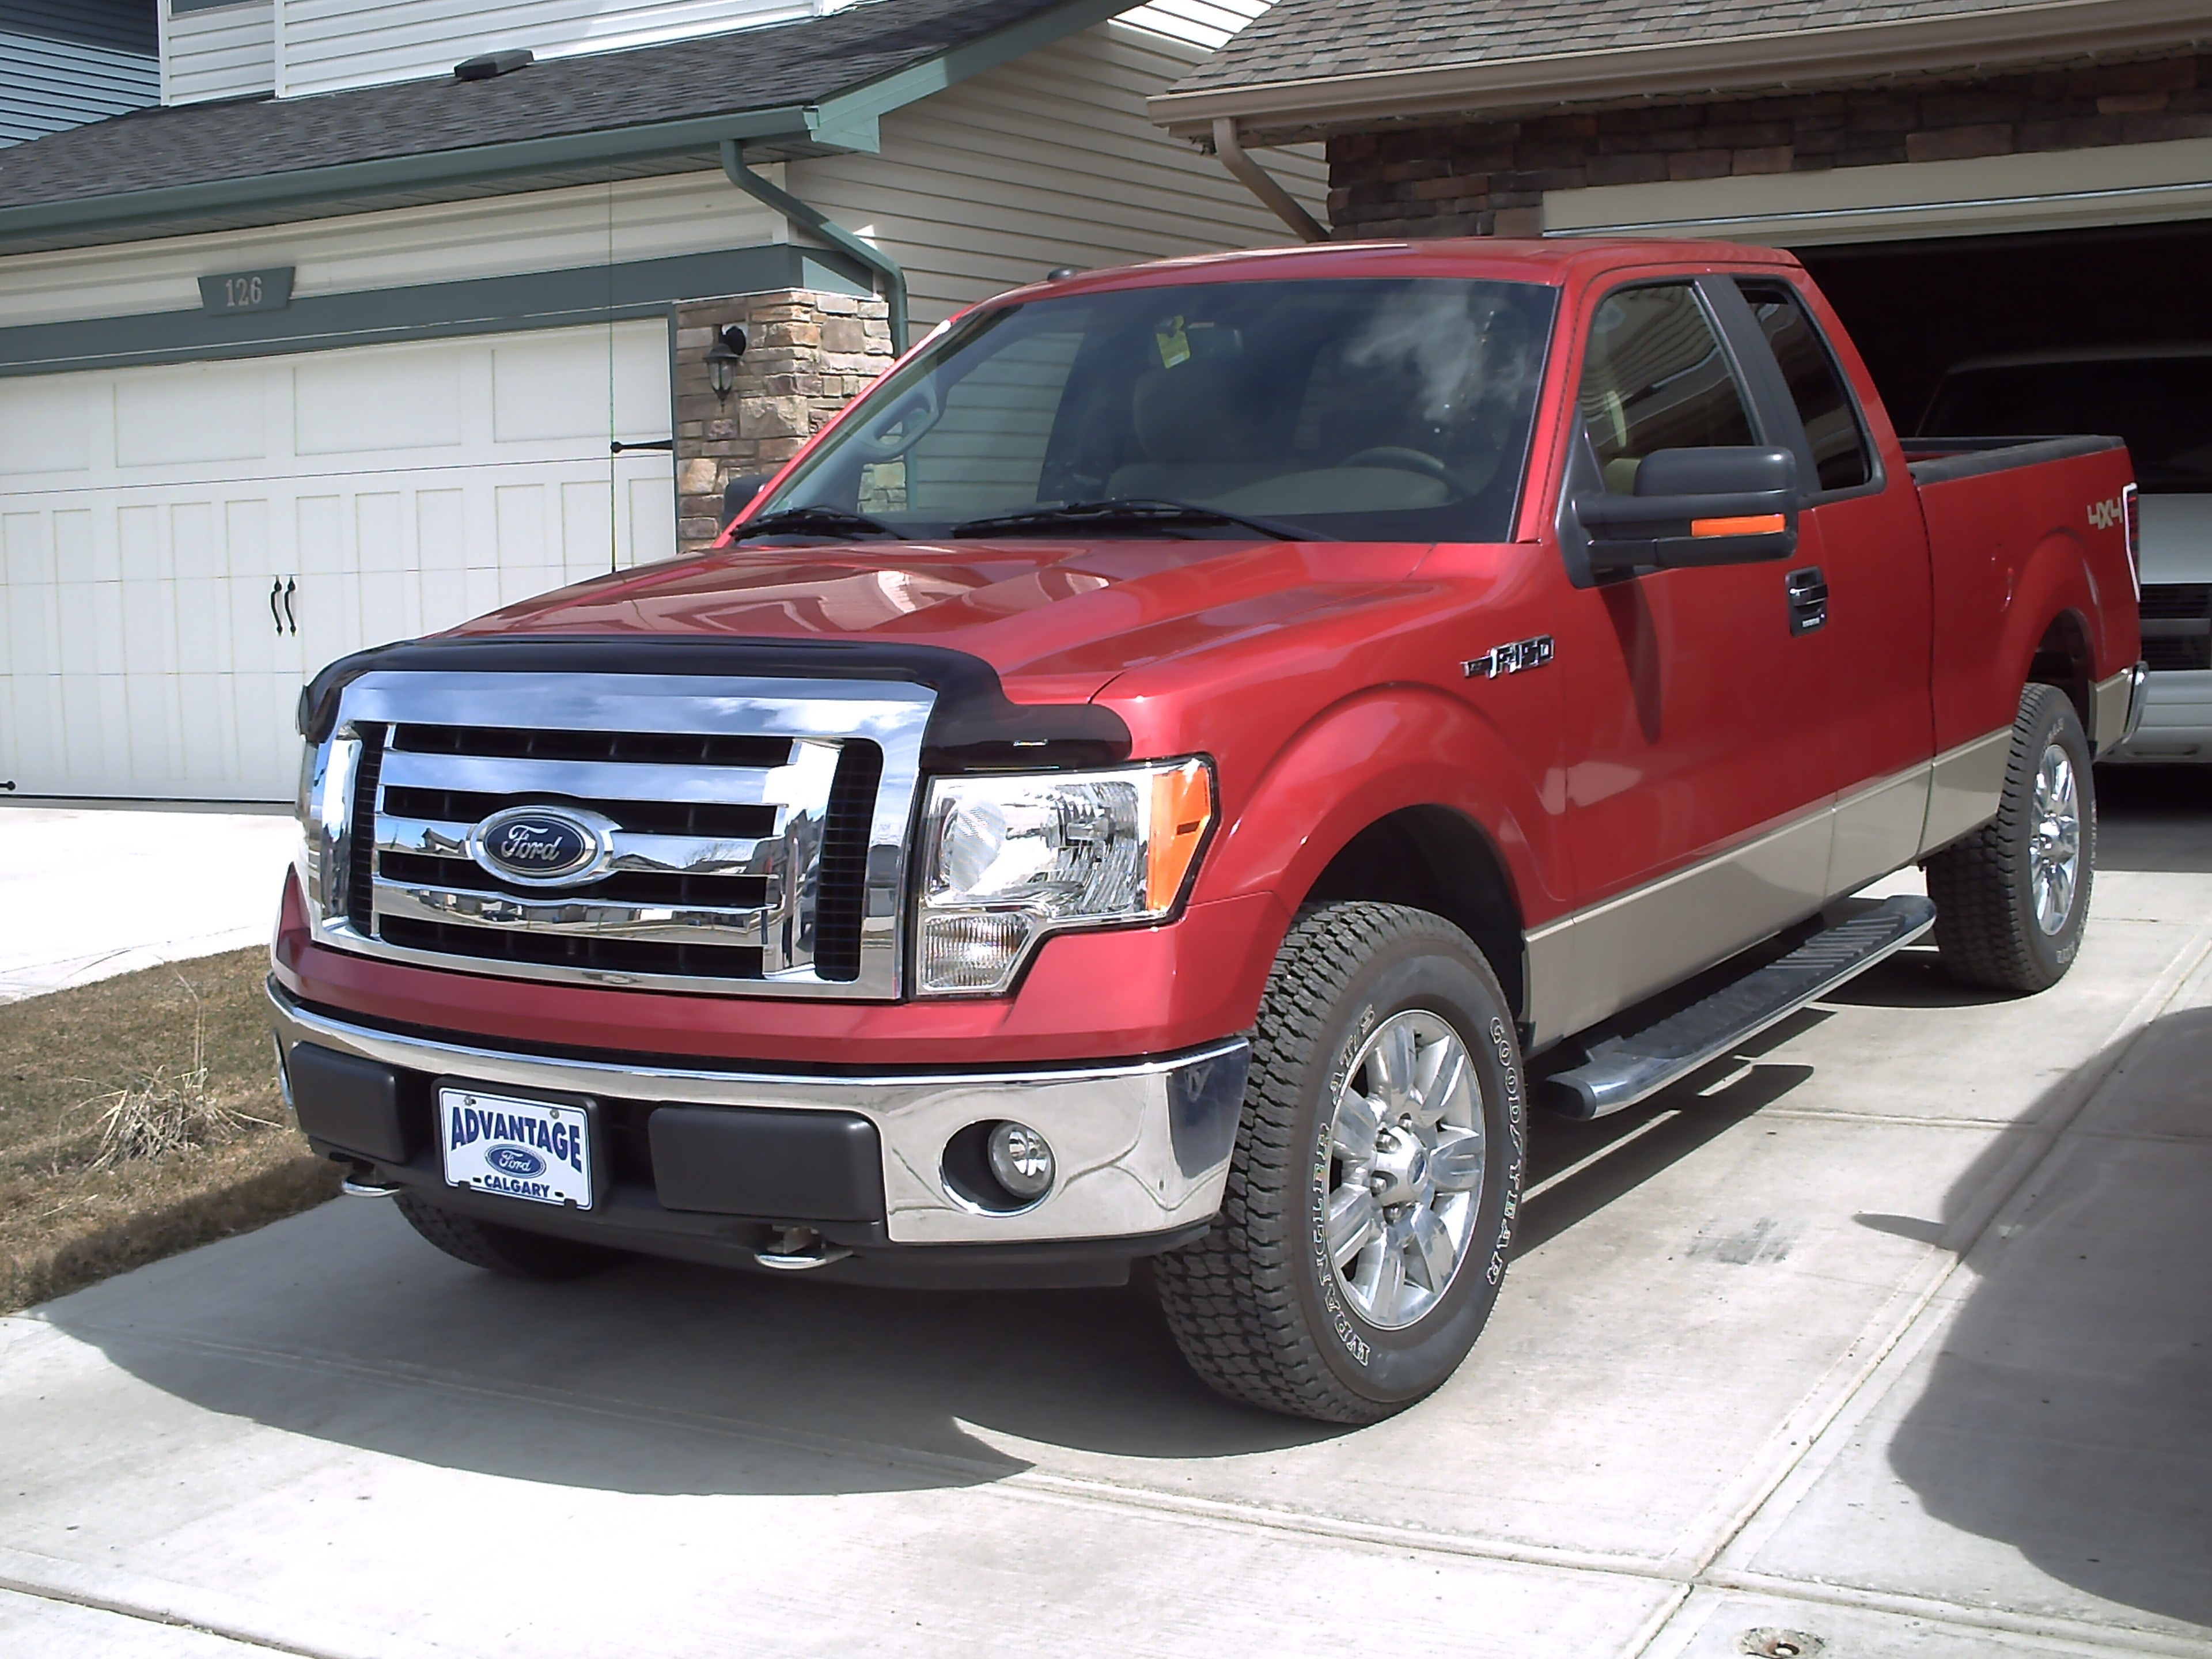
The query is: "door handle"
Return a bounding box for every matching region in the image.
[1786,566,1828,635]
[269,578,284,636]
[282,577,297,636]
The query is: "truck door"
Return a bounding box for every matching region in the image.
[1541,277,1836,1037]
[1718,276,1936,894]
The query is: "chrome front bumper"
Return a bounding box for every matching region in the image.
[268,983,1247,1249]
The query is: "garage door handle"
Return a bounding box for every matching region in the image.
[282,577,297,636]
[269,579,284,636]
[611,438,674,453]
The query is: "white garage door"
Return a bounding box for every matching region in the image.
[0,320,676,801]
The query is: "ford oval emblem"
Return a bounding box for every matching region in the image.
[470,805,608,887]
[487,1145,546,1178]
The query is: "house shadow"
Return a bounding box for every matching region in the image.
[1873,1003,2212,1629]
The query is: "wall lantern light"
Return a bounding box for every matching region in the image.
[706,325,747,405]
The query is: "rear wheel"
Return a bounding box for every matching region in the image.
[1153,903,1527,1423]
[393,1188,625,1280]
[1925,683,2095,993]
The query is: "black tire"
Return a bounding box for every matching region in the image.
[1925,683,2096,994]
[1153,903,1527,1424]
[393,1188,625,1280]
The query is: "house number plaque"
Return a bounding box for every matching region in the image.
[199,267,296,314]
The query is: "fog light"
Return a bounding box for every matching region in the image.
[986,1121,1054,1200]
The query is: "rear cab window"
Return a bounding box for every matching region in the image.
[1736,279,1875,493]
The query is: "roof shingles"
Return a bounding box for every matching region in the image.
[0,0,1078,210]
[1170,0,2081,95]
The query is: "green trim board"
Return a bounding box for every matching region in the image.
[0,243,869,377]
[0,0,1144,256]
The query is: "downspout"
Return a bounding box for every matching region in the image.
[719,139,909,352]
[1211,118,1328,244]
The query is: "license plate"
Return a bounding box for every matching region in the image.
[438,1086,594,1210]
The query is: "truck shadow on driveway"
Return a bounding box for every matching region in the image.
[1874,1003,2212,1629]
[36,1036,1825,1501]
[40,1222,1342,1495]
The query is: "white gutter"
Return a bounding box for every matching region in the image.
[1150,0,2212,139]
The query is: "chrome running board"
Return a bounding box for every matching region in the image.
[1543,895,1937,1119]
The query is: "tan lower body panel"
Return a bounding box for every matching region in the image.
[1918,727,2013,857]
[1525,729,2011,1049]
[1525,809,1834,1048]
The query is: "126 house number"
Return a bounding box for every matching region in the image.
[198,267,293,315]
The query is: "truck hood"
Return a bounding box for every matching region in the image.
[452,538,1430,696]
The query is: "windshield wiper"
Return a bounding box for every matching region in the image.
[728,506,901,541]
[952,498,1328,543]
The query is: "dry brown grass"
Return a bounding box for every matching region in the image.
[1,949,340,1314]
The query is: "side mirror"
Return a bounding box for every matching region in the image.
[721,474,769,528]
[1573,446,1799,575]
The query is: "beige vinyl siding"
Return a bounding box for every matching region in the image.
[0,172,785,329]
[277,0,809,97]
[787,19,1325,327]
[162,0,275,105]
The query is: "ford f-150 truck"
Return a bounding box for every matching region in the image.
[273,239,2143,1424]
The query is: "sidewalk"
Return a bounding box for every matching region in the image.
[0,806,297,1003]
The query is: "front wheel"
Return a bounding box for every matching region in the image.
[1925,683,2096,993]
[1153,903,1527,1423]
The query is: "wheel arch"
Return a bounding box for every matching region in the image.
[1300,805,1527,1020]
[1192,685,1556,1024]
[2027,605,2096,734]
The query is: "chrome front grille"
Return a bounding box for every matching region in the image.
[301,671,935,999]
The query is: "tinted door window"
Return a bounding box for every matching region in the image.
[1738,279,1873,491]
[1578,283,1756,493]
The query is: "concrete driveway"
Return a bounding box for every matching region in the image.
[3,771,2209,1658]
[0,805,296,1003]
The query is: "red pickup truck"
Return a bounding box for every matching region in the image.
[273,239,2142,1424]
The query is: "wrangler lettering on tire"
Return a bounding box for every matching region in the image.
[1153,903,1526,1424]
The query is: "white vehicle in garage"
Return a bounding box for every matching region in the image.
[1922,346,2212,762]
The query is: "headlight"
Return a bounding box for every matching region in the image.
[915,757,1215,995]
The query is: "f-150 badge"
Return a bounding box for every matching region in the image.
[1463,635,1555,679]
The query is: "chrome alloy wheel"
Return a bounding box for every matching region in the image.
[1321,1010,1486,1331]
[2029,741,2083,936]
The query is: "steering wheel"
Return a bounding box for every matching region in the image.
[1338,446,1472,497]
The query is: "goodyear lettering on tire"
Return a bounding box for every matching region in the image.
[1313,1007,1377,1366]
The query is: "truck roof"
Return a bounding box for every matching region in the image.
[997,236,1801,306]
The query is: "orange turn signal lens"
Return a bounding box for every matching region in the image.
[1690,513,1786,537]
[1146,759,1214,911]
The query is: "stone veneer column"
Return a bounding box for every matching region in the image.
[672,288,895,554]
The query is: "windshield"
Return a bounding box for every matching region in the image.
[751,277,1558,542]
[1921,357,2212,493]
